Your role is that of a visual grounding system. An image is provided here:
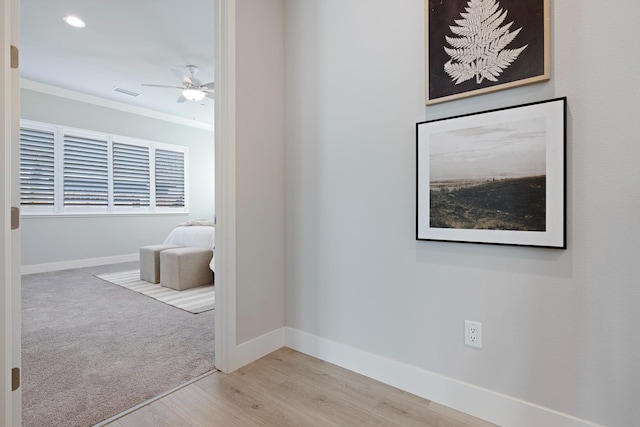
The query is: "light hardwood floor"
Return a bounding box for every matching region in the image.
[106,348,497,427]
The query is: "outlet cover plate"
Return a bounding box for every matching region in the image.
[465,320,482,348]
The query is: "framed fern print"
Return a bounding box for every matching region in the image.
[426,0,550,105]
[416,98,566,248]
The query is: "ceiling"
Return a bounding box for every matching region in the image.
[20,0,215,126]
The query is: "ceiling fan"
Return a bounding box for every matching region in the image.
[142,65,214,103]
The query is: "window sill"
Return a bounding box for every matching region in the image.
[20,211,190,219]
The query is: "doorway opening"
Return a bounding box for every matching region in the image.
[18,1,218,425]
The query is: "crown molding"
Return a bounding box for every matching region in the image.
[20,79,214,132]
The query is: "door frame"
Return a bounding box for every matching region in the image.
[1,0,21,424]
[214,0,238,374]
[1,1,239,422]
[215,0,287,373]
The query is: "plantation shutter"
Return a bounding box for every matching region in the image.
[19,127,56,207]
[112,142,150,207]
[62,133,109,207]
[155,149,185,207]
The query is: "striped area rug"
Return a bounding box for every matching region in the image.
[96,270,214,314]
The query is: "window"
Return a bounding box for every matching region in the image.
[63,131,109,209]
[19,125,56,209]
[19,120,188,215]
[155,149,185,208]
[113,142,150,208]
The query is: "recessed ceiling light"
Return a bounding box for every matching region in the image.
[63,15,86,28]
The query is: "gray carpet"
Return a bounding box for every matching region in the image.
[22,262,215,427]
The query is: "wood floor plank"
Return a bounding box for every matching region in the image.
[224,356,290,390]
[195,369,335,427]
[279,368,382,413]
[105,348,498,427]
[263,347,402,399]
[161,381,262,427]
[421,401,499,427]
[269,377,403,427]
[263,346,429,414]
[112,401,191,427]
[371,388,436,427]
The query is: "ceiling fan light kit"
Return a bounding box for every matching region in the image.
[182,88,206,101]
[142,65,214,103]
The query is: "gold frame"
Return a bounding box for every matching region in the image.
[425,0,550,105]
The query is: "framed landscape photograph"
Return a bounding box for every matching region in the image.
[426,0,550,105]
[416,97,566,248]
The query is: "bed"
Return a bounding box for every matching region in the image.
[163,219,216,271]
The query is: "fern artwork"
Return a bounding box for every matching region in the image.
[426,0,550,105]
[444,0,527,85]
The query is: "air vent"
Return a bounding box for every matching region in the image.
[112,87,141,98]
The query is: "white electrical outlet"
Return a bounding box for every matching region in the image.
[465,320,482,348]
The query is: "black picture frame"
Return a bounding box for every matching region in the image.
[416,97,566,248]
[426,0,550,105]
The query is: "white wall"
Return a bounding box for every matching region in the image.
[284,1,640,426]
[20,89,215,267]
[235,0,285,344]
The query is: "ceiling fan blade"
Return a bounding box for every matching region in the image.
[172,68,193,85]
[177,95,188,103]
[206,91,215,99]
[200,82,215,90]
[142,84,183,89]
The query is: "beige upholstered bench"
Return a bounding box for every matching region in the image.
[139,244,184,284]
[160,247,214,291]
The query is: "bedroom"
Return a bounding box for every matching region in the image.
[19,0,216,271]
[18,0,217,425]
[19,88,216,272]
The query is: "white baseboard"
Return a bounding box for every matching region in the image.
[284,327,602,427]
[21,253,139,275]
[233,327,285,371]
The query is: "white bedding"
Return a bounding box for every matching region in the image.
[163,225,216,271]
